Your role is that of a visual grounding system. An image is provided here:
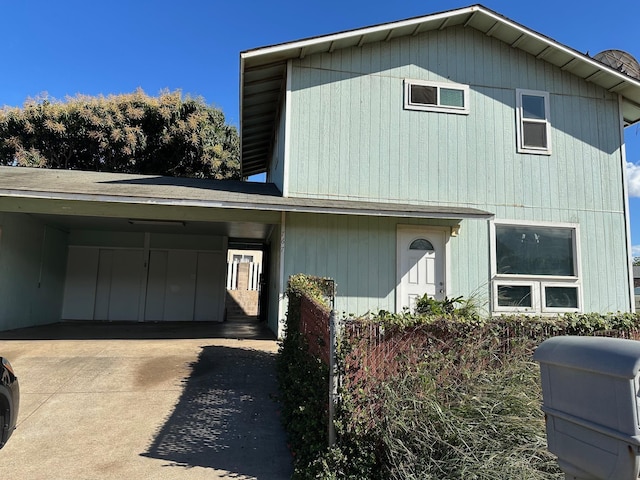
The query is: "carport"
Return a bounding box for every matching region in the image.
[0,166,282,333]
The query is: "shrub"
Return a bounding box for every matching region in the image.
[324,311,640,479]
[278,285,640,479]
[277,275,333,477]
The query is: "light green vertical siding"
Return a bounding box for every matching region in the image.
[288,26,621,213]
[282,213,475,315]
[0,213,68,330]
[267,223,283,335]
[267,96,287,193]
[283,209,630,316]
[281,25,631,315]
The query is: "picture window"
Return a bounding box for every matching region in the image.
[491,221,580,314]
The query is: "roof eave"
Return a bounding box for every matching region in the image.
[239,4,640,170]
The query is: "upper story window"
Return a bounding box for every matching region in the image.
[516,89,551,155]
[404,79,470,115]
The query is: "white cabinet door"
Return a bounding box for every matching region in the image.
[61,248,99,320]
[145,250,168,321]
[63,246,225,322]
[163,251,197,321]
[106,249,144,321]
[194,252,225,321]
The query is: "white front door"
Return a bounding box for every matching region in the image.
[397,227,446,312]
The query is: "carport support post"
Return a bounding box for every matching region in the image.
[328,308,339,447]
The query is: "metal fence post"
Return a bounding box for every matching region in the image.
[329,309,337,446]
[327,279,338,447]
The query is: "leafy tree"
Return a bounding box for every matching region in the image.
[634,257,640,266]
[0,89,239,179]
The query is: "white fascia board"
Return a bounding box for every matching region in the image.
[0,188,492,219]
[240,5,640,96]
[239,54,246,177]
[240,5,480,61]
[477,9,640,92]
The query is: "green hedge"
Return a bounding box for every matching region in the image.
[278,285,640,479]
[276,275,333,478]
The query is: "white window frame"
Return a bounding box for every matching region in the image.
[541,282,581,314]
[404,79,470,115]
[493,280,539,313]
[490,220,582,314]
[516,89,552,155]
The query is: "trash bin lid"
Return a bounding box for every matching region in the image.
[533,336,640,378]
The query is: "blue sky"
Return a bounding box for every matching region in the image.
[2,0,640,253]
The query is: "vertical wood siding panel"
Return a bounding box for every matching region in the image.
[322,55,335,196]
[350,51,362,200]
[505,88,517,207]
[581,98,595,213]
[491,90,504,208]
[361,216,373,313]
[573,95,588,217]
[315,213,329,276]
[491,93,501,207]
[600,105,613,212]
[379,75,391,202]
[289,71,299,195]
[455,219,491,309]
[603,102,622,212]
[588,100,603,212]
[370,71,382,201]
[557,97,571,210]
[339,49,352,198]
[328,213,340,283]
[471,92,483,205]
[345,215,360,313]
[293,65,309,196]
[585,213,604,312]
[389,74,401,203]
[358,75,371,199]
[398,38,411,203]
[327,54,341,197]
[388,32,403,201]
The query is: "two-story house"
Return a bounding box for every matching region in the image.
[0,5,639,337]
[241,4,640,333]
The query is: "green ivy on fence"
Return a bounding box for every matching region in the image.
[277,280,640,479]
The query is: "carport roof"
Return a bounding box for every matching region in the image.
[0,166,491,220]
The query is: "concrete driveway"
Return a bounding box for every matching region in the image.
[0,320,293,480]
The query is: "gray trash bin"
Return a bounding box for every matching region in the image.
[534,336,640,480]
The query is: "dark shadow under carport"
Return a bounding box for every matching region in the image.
[142,344,293,478]
[0,319,276,341]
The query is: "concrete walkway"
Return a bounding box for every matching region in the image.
[0,320,293,480]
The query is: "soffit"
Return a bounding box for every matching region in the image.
[240,4,640,176]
